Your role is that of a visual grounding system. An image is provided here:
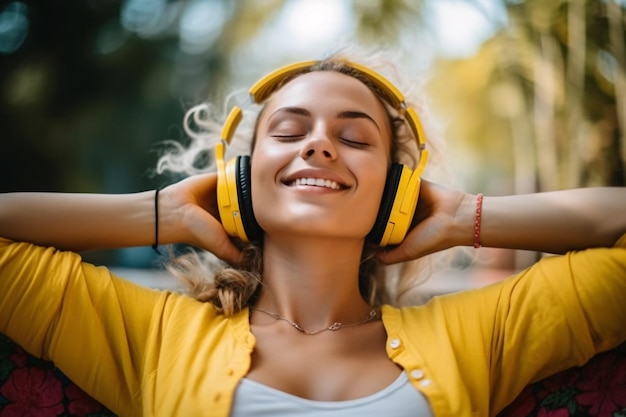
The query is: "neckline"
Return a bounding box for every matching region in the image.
[238,371,409,408]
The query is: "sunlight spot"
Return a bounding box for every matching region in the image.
[0,2,28,55]
[429,0,506,58]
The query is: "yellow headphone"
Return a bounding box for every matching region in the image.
[215,60,429,246]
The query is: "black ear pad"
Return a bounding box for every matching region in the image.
[235,155,263,241]
[367,163,403,245]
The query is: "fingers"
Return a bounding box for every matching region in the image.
[376,226,430,265]
[206,227,243,266]
[183,204,243,265]
[164,175,245,265]
[376,215,450,264]
[376,246,411,265]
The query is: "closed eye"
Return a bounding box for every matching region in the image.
[339,137,370,148]
[272,134,305,142]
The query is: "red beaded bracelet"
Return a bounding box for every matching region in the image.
[473,193,484,249]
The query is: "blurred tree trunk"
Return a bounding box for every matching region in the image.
[442,1,624,189]
[566,0,586,188]
[608,0,626,184]
[532,32,561,191]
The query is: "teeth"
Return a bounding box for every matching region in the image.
[293,178,341,190]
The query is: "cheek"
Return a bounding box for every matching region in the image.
[248,145,287,212]
[350,156,389,223]
[249,157,271,207]
[366,166,390,216]
[250,164,271,201]
[249,164,277,234]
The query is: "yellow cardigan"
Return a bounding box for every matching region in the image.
[1,236,625,417]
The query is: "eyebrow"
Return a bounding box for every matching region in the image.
[269,107,380,132]
[269,107,311,118]
[336,110,380,132]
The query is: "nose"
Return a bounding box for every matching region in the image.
[299,129,337,161]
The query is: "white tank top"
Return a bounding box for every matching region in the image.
[230,371,434,416]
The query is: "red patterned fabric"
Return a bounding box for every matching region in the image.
[498,343,626,417]
[0,334,114,417]
[0,333,625,416]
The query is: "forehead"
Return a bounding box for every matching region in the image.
[263,71,390,118]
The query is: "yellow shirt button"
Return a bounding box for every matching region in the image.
[410,369,424,380]
[420,379,432,387]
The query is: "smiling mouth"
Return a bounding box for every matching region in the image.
[288,178,344,190]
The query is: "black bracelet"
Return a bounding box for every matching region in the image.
[151,188,161,255]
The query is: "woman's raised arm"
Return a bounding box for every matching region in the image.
[480,187,626,253]
[0,191,155,251]
[0,173,242,264]
[379,182,626,264]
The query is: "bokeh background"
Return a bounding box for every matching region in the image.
[1,0,625,282]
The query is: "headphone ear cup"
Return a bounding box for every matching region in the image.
[235,155,263,241]
[367,163,403,245]
[367,163,419,247]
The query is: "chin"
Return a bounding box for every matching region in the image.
[259,213,373,242]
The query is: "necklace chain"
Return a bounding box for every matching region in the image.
[252,308,378,336]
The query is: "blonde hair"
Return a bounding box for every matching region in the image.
[157,46,448,315]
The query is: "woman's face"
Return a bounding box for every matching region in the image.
[250,70,392,241]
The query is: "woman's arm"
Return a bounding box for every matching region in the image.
[0,174,241,264]
[379,182,626,264]
[480,187,626,254]
[0,191,155,251]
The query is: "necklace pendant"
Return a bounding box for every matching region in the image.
[291,322,305,332]
[328,322,343,331]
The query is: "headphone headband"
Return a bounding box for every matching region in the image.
[248,61,317,103]
[249,60,406,106]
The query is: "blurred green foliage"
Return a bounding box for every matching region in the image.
[1,1,183,193]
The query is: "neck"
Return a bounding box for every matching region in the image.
[254,234,373,329]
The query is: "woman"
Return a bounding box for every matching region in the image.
[0,51,625,417]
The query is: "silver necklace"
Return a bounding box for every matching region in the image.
[252,308,378,336]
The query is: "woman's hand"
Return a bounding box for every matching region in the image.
[160,173,242,265]
[377,180,472,264]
